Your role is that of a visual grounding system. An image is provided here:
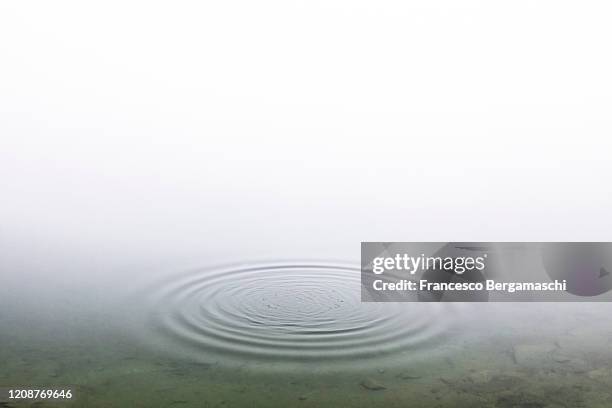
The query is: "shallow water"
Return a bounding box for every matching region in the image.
[2,261,612,407]
[140,262,461,369]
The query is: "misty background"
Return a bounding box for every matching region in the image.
[1,1,612,346]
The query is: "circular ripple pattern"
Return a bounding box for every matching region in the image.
[146,262,458,365]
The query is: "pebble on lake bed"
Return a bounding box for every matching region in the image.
[397,371,422,380]
[360,378,386,391]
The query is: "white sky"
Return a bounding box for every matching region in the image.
[1,1,611,272]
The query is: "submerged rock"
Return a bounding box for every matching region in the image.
[551,350,572,363]
[397,371,422,380]
[360,378,386,391]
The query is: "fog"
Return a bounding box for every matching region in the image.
[2,0,612,388]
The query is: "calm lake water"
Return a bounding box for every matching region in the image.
[2,258,612,408]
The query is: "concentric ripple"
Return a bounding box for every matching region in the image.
[143,262,462,368]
